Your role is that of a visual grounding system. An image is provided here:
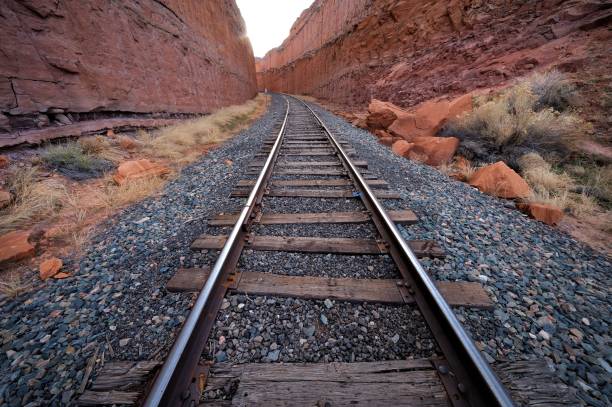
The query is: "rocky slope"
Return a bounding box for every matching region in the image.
[257,0,611,113]
[0,0,257,141]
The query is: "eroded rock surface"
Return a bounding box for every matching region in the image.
[0,0,257,138]
[257,0,611,110]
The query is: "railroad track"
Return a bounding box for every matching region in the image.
[79,96,574,406]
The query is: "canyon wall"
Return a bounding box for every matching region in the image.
[0,0,257,137]
[257,0,611,109]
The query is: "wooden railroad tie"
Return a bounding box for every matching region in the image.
[248,160,368,168]
[230,188,401,199]
[245,168,349,176]
[191,235,444,257]
[255,151,356,157]
[166,268,492,309]
[208,210,418,226]
[236,178,388,188]
[79,359,578,406]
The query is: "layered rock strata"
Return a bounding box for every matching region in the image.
[257,0,611,109]
[0,0,257,143]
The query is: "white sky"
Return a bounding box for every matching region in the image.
[236,0,315,58]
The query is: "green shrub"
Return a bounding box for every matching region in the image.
[42,142,113,179]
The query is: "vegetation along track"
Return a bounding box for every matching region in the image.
[79,96,575,406]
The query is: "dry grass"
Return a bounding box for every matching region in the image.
[451,84,588,152]
[96,176,166,210]
[567,163,612,206]
[457,161,478,181]
[139,94,268,163]
[80,136,126,163]
[527,69,579,112]
[0,273,31,299]
[517,152,602,217]
[437,159,478,181]
[447,71,590,163]
[0,166,65,234]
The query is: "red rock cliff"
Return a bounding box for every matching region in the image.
[257,0,611,109]
[0,0,257,133]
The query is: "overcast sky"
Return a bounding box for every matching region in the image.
[236,0,315,58]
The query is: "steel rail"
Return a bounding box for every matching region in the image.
[143,97,290,407]
[291,95,514,407]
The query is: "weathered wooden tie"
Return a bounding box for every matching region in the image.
[79,359,578,406]
[246,168,347,176]
[248,160,368,168]
[192,235,444,257]
[236,178,388,188]
[208,210,417,226]
[166,268,492,308]
[230,188,401,199]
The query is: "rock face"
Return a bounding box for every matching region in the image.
[257,0,611,109]
[0,0,257,136]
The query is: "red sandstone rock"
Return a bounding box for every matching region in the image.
[256,0,610,114]
[388,113,418,140]
[351,113,368,129]
[375,95,472,140]
[0,155,8,168]
[379,137,394,146]
[366,110,397,130]
[0,0,256,137]
[516,202,564,226]
[0,231,35,264]
[409,136,460,166]
[0,189,11,209]
[118,137,137,150]
[113,160,170,185]
[391,140,414,157]
[40,257,63,280]
[469,162,531,199]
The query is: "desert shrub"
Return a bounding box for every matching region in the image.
[79,136,107,154]
[445,81,589,164]
[518,152,574,196]
[528,70,579,111]
[517,152,550,171]
[0,166,65,234]
[42,142,113,179]
[567,163,612,207]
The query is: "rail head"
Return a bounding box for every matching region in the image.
[288,94,514,407]
[142,96,291,407]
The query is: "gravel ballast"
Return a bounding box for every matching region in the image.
[1,94,609,406]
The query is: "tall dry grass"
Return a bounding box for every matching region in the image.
[527,69,579,112]
[451,83,587,152]
[517,151,601,217]
[96,176,166,210]
[139,94,268,163]
[446,70,590,169]
[0,167,65,234]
